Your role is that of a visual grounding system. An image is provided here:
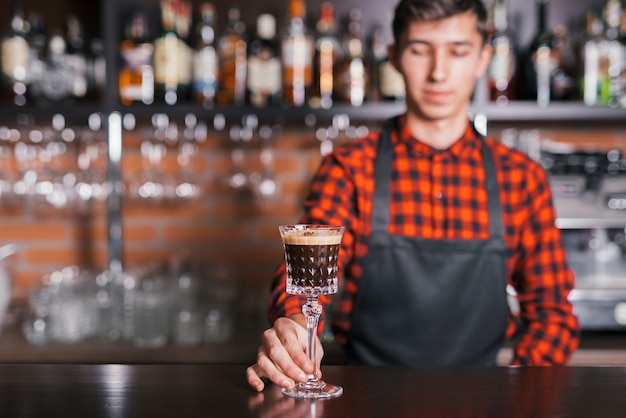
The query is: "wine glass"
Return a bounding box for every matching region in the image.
[278,224,344,400]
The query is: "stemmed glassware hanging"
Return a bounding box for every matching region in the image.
[250,124,278,210]
[174,114,202,200]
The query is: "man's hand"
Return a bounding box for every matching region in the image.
[246,315,324,392]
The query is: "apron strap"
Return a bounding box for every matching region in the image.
[371,117,396,235]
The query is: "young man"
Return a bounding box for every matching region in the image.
[247,0,580,392]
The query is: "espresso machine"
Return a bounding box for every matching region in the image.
[542,148,626,330]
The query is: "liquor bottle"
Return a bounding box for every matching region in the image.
[582,8,615,106]
[1,3,30,106]
[602,0,623,107]
[247,13,282,107]
[27,13,46,62]
[86,37,106,102]
[281,0,314,107]
[26,12,46,104]
[154,0,179,104]
[119,11,155,105]
[335,7,369,106]
[487,0,516,104]
[580,9,605,106]
[36,29,72,104]
[64,14,88,100]
[549,24,576,101]
[526,0,555,107]
[619,7,626,107]
[370,23,405,103]
[175,0,193,102]
[216,4,247,106]
[154,0,192,105]
[192,2,218,107]
[310,2,340,109]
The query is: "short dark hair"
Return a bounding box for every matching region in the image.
[392,0,489,44]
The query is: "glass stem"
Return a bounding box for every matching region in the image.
[303,296,322,382]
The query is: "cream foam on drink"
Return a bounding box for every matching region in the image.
[281,227,342,294]
[280,229,343,246]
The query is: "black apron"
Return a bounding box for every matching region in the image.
[346,118,509,366]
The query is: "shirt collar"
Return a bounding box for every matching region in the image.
[392,114,482,159]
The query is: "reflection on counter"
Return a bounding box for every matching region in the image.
[20,261,239,348]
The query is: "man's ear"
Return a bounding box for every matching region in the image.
[387,44,401,73]
[476,43,493,79]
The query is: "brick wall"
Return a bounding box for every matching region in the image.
[1,123,623,302]
[0,123,349,302]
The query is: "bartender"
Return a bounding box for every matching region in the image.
[247,0,580,393]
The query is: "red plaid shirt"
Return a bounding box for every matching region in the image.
[269,115,580,366]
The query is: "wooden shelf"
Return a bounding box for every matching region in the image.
[0,102,624,126]
[470,101,626,124]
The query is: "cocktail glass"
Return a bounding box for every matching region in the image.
[278,224,344,399]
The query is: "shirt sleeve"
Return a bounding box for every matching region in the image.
[267,151,357,335]
[510,162,581,365]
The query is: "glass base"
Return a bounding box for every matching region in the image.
[282,380,343,400]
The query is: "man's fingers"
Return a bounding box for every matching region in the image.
[246,364,266,392]
[272,318,316,374]
[246,317,326,393]
[260,335,307,386]
[247,341,303,391]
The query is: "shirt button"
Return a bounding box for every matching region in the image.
[437,192,445,200]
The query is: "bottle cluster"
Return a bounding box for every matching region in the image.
[0,4,105,107]
[2,0,625,110]
[485,0,626,108]
[119,0,405,109]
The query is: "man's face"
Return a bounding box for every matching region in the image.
[390,11,491,123]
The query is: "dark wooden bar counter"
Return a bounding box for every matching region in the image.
[1,364,625,417]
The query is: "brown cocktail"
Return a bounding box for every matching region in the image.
[282,229,341,295]
[278,224,344,399]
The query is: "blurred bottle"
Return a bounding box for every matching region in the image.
[87,38,106,103]
[175,0,193,102]
[133,272,169,348]
[154,0,179,104]
[281,0,314,107]
[603,0,623,107]
[111,270,137,343]
[26,12,46,104]
[64,14,88,101]
[216,4,247,106]
[370,23,405,103]
[247,13,282,107]
[487,0,516,104]
[310,2,340,109]
[170,259,202,347]
[154,0,192,105]
[580,2,624,107]
[36,30,72,104]
[335,7,369,106]
[27,13,46,64]
[192,2,218,107]
[526,0,555,107]
[619,8,626,107]
[549,24,576,101]
[580,9,606,106]
[1,3,30,106]
[119,11,154,105]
